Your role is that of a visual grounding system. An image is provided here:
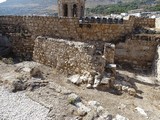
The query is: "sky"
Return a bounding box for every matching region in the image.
[0,0,6,3]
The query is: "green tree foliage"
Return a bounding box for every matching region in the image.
[86,0,160,15]
[148,5,160,11]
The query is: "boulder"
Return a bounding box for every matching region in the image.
[75,102,91,114]
[9,79,27,92]
[98,111,112,120]
[88,101,100,108]
[30,67,43,79]
[113,114,129,120]
[67,74,82,85]
[83,110,98,120]
[68,93,81,104]
[135,107,148,118]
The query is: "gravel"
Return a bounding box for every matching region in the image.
[0,86,49,120]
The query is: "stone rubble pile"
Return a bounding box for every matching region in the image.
[0,62,48,92]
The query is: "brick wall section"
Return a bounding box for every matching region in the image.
[33,36,114,75]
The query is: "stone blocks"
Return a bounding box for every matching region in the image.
[33,37,114,75]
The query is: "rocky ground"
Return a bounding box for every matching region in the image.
[0,60,160,120]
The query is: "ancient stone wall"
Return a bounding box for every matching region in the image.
[0,16,134,42]
[0,16,135,57]
[33,36,114,75]
[11,33,34,58]
[115,35,159,69]
[0,16,157,71]
[133,17,155,28]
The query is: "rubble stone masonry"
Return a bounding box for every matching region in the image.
[115,39,157,69]
[33,36,114,75]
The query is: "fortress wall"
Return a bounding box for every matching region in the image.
[0,16,134,42]
[0,16,157,70]
[33,36,115,75]
[115,38,158,69]
[0,16,134,57]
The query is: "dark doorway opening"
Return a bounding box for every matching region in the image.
[63,4,68,17]
[73,4,77,17]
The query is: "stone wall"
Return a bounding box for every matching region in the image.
[133,17,155,28]
[115,35,159,70]
[0,16,134,42]
[0,16,135,57]
[33,36,115,75]
[0,15,157,71]
[11,33,34,58]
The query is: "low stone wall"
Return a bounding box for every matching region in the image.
[115,37,158,69]
[33,37,115,75]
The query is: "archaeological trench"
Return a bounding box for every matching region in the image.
[0,1,160,119]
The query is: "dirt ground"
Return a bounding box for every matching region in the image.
[0,60,160,120]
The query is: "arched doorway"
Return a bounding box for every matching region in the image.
[73,4,77,17]
[63,4,68,17]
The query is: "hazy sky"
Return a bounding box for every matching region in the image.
[0,0,6,3]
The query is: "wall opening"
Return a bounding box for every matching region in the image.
[73,4,77,17]
[0,33,12,57]
[63,4,68,17]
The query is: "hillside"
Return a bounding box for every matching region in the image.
[86,0,160,15]
[85,0,122,8]
[0,0,57,15]
[0,0,160,15]
[0,0,133,15]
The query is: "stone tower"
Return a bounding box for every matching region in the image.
[58,0,85,18]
